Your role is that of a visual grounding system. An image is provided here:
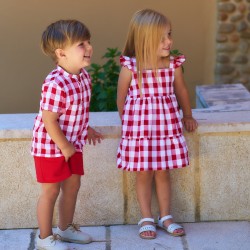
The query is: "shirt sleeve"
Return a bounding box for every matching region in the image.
[40,81,66,114]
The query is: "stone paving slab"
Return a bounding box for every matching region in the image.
[110,225,184,250]
[1,222,250,249]
[0,229,34,250]
[184,221,250,250]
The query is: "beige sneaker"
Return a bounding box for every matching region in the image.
[56,223,92,244]
[36,234,68,250]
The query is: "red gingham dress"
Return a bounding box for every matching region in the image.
[117,55,189,171]
[31,65,91,157]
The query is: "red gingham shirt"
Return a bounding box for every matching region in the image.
[31,65,91,157]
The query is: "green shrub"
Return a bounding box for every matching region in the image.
[89,48,121,111]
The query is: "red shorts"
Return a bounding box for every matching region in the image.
[34,152,84,183]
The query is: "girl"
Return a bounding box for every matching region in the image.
[117,9,198,239]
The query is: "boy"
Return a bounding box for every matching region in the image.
[31,20,102,250]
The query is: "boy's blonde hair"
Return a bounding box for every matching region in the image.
[41,19,90,63]
[123,9,170,91]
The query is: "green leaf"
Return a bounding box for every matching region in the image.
[89,47,121,111]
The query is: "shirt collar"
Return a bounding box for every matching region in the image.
[56,65,84,79]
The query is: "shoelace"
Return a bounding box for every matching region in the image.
[50,234,61,243]
[68,223,81,232]
[67,224,111,243]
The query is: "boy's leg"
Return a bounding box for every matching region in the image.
[136,171,156,238]
[155,170,184,234]
[37,182,60,239]
[56,174,92,244]
[58,174,81,230]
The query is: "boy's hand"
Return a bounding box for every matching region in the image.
[61,143,76,162]
[87,126,103,145]
[182,116,198,132]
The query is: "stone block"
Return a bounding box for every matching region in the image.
[0,140,39,229]
[170,133,198,223]
[196,83,250,109]
[199,134,250,221]
[73,138,124,226]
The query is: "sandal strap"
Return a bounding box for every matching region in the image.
[167,223,183,233]
[158,215,173,228]
[139,225,156,234]
[138,218,155,226]
[159,215,173,223]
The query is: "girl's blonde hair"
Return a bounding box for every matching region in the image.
[123,9,170,92]
[41,19,90,63]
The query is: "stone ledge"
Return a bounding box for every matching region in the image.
[1,110,250,138]
[0,112,121,139]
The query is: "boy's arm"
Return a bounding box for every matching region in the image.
[117,66,131,120]
[42,110,75,161]
[87,126,103,145]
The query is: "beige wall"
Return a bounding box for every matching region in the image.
[0,0,216,113]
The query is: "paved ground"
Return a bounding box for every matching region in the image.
[0,221,250,250]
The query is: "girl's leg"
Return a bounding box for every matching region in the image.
[155,170,171,217]
[136,171,156,238]
[37,182,60,239]
[58,174,81,230]
[155,170,184,234]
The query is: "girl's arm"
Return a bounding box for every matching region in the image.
[174,67,198,132]
[42,110,76,161]
[117,66,132,120]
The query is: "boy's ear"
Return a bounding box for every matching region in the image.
[55,48,66,60]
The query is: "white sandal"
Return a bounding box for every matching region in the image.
[138,218,156,239]
[157,215,185,237]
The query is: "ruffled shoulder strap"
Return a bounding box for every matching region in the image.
[120,55,136,72]
[170,55,186,69]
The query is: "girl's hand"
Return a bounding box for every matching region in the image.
[182,116,198,132]
[60,143,76,162]
[87,126,104,145]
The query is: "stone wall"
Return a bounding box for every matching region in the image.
[0,112,250,229]
[216,0,250,89]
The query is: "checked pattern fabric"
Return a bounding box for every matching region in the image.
[31,66,91,157]
[117,55,189,171]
